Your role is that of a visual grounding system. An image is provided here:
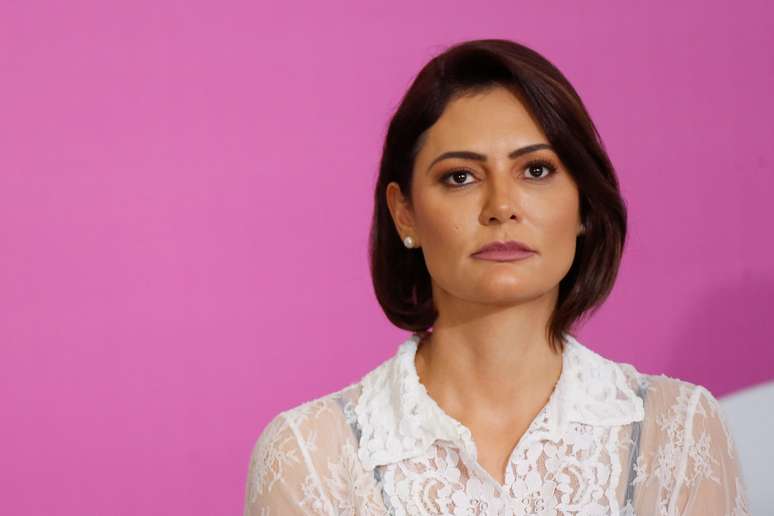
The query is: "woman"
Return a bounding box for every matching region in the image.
[243,39,750,515]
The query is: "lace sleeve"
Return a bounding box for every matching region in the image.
[669,386,751,516]
[242,412,333,516]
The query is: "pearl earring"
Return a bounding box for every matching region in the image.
[403,236,415,248]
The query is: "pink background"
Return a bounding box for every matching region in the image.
[1,1,772,514]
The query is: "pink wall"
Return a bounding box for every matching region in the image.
[1,1,772,514]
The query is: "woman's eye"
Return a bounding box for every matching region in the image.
[441,170,475,187]
[441,160,557,188]
[523,161,557,180]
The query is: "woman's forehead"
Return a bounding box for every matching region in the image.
[422,89,547,153]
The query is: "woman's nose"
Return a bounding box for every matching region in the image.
[480,173,521,225]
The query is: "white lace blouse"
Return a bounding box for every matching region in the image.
[243,333,751,515]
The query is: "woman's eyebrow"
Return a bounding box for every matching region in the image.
[427,143,553,172]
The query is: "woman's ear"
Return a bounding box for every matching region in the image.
[386,182,418,245]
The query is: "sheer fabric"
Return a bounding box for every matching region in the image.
[243,333,751,515]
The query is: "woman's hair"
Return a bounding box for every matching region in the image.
[369,38,627,353]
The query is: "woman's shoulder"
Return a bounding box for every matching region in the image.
[616,358,723,412]
[610,358,750,513]
[615,359,732,448]
[567,334,724,423]
[256,380,363,444]
[248,341,406,463]
[244,381,366,510]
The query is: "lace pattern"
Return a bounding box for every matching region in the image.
[243,334,752,515]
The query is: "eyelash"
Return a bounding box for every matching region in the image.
[440,159,558,188]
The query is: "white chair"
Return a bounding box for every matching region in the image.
[719,379,774,515]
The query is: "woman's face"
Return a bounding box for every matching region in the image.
[387,86,583,309]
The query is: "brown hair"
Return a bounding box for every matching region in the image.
[368,39,627,353]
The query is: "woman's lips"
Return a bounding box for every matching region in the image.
[471,248,536,261]
[471,239,537,261]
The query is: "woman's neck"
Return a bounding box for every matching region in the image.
[414,323,563,425]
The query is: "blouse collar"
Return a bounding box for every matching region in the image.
[354,332,645,471]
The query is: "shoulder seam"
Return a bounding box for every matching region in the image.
[666,384,704,515]
[280,384,355,415]
[282,412,336,516]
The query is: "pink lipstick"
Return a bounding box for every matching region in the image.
[471,240,536,262]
